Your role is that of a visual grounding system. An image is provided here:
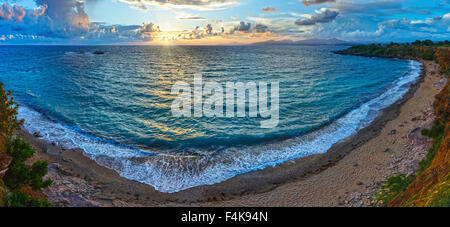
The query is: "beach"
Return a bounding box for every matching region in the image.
[21,60,446,207]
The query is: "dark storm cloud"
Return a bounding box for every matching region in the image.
[205,23,213,35]
[230,21,270,34]
[233,21,251,32]
[302,0,336,6]
[255,24,268,33]
[334,1,402,14]
[295,8,338,26]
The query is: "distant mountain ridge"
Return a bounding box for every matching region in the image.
[251,38,357,46]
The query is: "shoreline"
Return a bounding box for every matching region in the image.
[20,59,446,206]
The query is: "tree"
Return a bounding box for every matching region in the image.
[0,82,52,207]
[4,138,52,191]
[412,40,422,46]
[0,83,23,142]
[423,40,434,46]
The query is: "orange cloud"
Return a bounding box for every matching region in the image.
[262,7,276,12]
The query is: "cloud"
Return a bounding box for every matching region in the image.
[295,8,338,26]
[130,3,148,10]
[311,0,449,42]
[1,0,448,44]
[247,16,305,35]
[34,0,92,28]
[0,3,26,23]
[262,7,276,12]
[175,21,272,41]
[302,0,336,6]
[0,3,13,22]
[380,15,450,34]
[176,23,224,40]
[0,0,164,43]
[233,21,251,32]
[176,11,206,20]
[32,4,47,16]
[229,21,271,34]
[345,24,385,39]
[255,24,269,33]
[119,0,237,10]
[334,1,402,14]
[136,22,161,40]
[208,20,222,24]
[204,23,213,35]
[178,16,206,20]
[443,13,450,19]
[297,10,450,42]
[12,5,25,23]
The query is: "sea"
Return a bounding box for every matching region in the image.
[0,45,421,192]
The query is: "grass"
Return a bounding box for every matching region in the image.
[375,174,415,206]
[428,174,450,207]
[375,121,445,206]
[417,122,445,175]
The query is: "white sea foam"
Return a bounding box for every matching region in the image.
[18,60,422,193]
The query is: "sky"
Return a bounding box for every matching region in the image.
[0,0,449,45]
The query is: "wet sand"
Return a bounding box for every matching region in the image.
[22,60,446,207]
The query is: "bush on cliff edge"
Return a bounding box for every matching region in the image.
[0,82,52,207]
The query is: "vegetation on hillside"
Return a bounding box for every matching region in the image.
[339,40,449,207]
[0,83,52,207]
[388,81,449,207]
[336,40,450,62]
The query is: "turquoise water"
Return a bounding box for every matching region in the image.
[0,45,420,192]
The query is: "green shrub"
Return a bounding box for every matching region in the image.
[417,138,443,175]
[423,49,436,60]
[429,174,450,207]
[2,190,52,207]
[417,122,444,175]
[421,121,445,138]
[3,138,52,191]
[0,82,24,141]
[0,81,52,207]
[376,174,415,206]
[1,139,53,207]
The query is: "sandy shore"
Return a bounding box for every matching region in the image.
[21,60,446,207]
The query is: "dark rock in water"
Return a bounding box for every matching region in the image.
[33,132,42,137]
[93,51,105,55]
